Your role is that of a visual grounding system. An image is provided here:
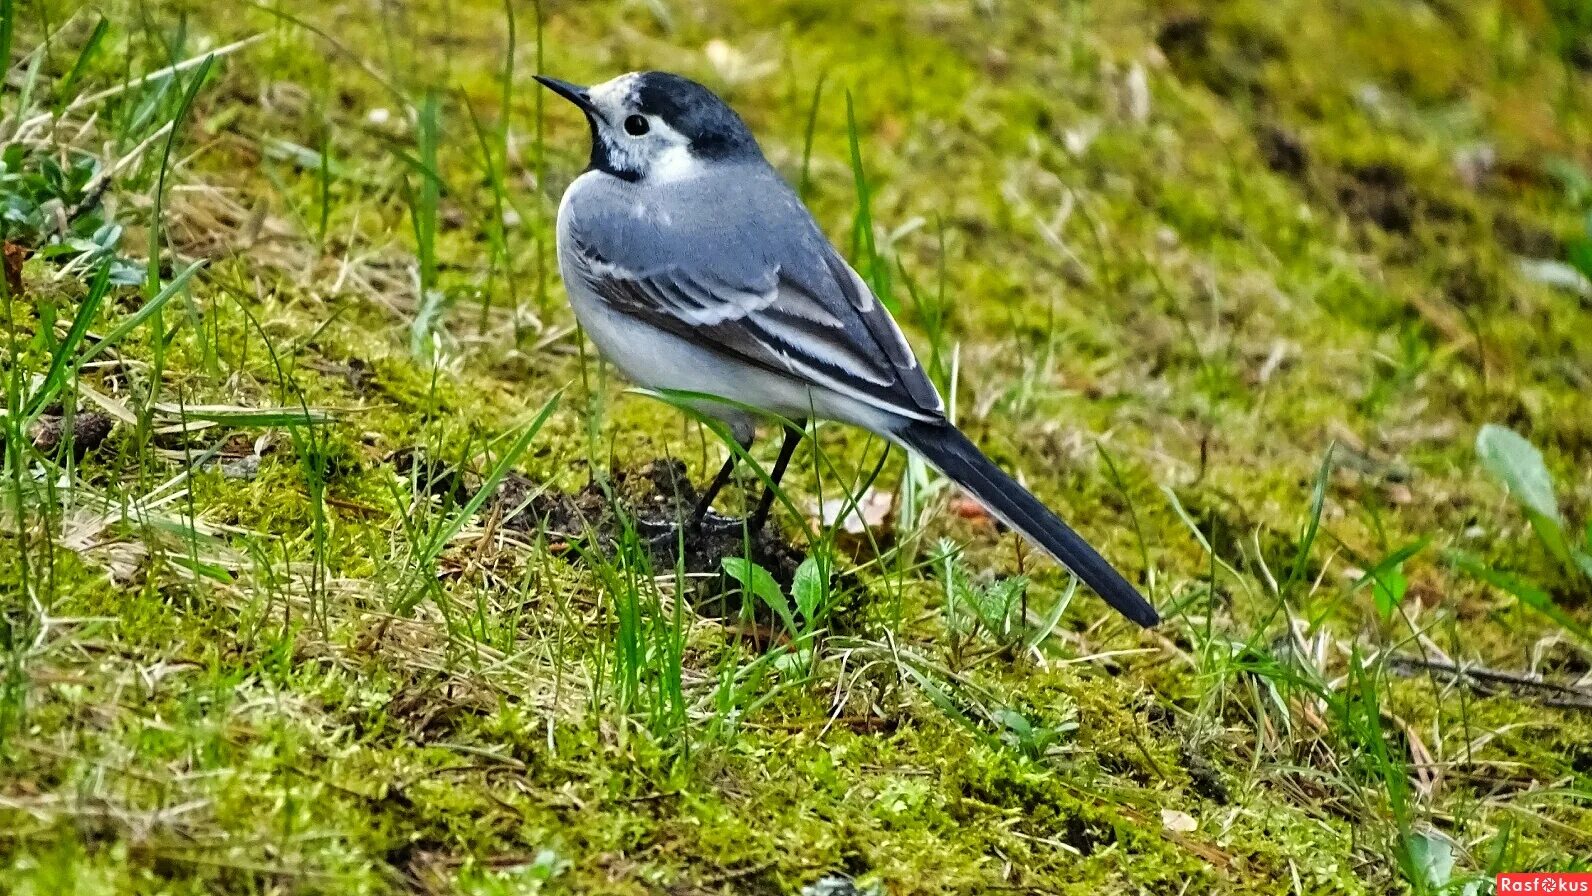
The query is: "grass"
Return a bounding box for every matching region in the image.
[2,0,1592,893]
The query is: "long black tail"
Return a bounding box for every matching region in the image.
[897,419,1159,628]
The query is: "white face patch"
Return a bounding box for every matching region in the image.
[584,72,702,183]
[586,73,639,113]
[648,143,706,183]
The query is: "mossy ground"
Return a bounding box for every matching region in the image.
[3,0,1591,893]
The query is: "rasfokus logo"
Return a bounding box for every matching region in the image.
[1497,874,1592,894]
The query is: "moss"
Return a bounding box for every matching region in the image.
[3,0,1591,892]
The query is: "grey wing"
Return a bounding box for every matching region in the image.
[565,171,945,423]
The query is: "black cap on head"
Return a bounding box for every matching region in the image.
[632,72,759,161]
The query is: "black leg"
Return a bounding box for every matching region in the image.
[747,420,805,532]
[692,431,754,524]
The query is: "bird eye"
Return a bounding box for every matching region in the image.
[623,114,650,137]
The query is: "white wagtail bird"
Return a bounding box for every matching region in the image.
[536,71,1159,628]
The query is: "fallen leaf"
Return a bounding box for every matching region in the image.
[1160,809,1198,833]
[1516,257,1591,297]
[809,488,894,536]
[949,494,995,526]
[3,242,27,297]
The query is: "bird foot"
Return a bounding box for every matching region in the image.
[635,510,756,545]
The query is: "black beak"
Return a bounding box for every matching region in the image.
[534,75,597,116]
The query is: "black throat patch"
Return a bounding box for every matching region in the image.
[585,124,642,183]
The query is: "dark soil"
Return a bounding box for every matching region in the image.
[1253,129,1469,242]
[1493,212,1564,258]
[1334,163,1425,234]
[503,459,809,618]
[28,412,114,460]
[1156,12,1286,102]
[401,452,813,619]
[1256,125,1309,178]
[389,447,473,505]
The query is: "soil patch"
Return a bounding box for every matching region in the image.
[403,452,817,619]
[26,412,114,460]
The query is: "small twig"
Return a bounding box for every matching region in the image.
[1388,653,1592,711]
[698,860,778,886]
[58,120,174,232]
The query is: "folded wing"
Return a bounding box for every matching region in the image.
[564,165,945,424]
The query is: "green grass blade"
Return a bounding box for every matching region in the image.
[146,54,214,298]
[398,390,563,613]
[798,72,826,201]
[465,96,515,326]
[844,90,895,312]
[1286,443,1335,594]
[151,404,335,427]
[78,259,204,366]
[14,43,43,120]
[25,262,111,417]
[1448,549,1592,645]
[436,409,557,550]
[0,0,13,118]
[1350,538,1428,621]
[55,16,109,109]
[723,556,797,637]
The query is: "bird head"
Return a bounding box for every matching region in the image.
[535,71,761,183]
